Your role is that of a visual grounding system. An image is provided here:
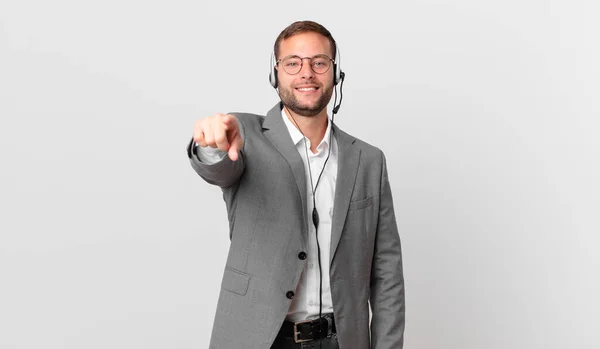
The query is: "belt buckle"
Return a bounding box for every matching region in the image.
[293,319,314,343]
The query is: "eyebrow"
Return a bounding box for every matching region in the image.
[279,54,332,60]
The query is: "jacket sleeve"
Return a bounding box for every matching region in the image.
[186,115,246,189]
[369,151,406,348]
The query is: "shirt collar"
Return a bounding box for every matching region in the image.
[280,106,333,150]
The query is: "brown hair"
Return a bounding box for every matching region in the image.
[274,20,337,60]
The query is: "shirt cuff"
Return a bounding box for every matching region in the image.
[195,143,227,164]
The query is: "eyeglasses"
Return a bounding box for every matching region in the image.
[276,54,334,75]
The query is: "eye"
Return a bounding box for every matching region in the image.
[312,58,329,67]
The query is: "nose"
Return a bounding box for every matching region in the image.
[299,58,315,79]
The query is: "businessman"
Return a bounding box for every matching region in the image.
[187,21,405,348]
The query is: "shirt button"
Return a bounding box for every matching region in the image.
[286,291,295,299]
[309,263,314,269]
[309,300,314,306]
[298,251,307,260]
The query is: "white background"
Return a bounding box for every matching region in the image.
[1,0,598,348]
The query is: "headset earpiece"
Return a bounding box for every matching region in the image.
[269,53,278,88]
[269,67,278,88]
[334,46,343,85]
[334,64,342,85]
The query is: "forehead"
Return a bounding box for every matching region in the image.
[279,32,333,57]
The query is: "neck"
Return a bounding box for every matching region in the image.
[283,107,328,153]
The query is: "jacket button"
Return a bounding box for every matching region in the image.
[286,291,295,299]
[298,251,307,260]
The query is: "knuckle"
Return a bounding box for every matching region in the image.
[215,134,227,144]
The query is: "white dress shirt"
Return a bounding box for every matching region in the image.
[195,107,338,322]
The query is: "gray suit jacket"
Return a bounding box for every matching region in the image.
[187,103,405,348]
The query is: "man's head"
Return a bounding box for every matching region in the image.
[273,21,338,117]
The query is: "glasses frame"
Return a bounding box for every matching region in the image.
[276,54,335,75]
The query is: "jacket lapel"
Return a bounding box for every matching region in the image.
[330,124,360,267]
[262,103,309,247]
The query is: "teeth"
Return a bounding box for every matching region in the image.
[297,87,316,91]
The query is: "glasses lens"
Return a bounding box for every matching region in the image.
[282,56,302,74]
[311,55,331,74]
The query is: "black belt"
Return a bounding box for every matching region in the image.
[278,315,336,343]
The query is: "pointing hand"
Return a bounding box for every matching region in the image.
[193,113,242,161]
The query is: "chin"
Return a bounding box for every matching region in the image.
[289,104,325,117]
[279,86,332,117]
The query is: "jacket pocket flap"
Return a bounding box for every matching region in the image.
[222,267,251,296]
[348,196,373,211]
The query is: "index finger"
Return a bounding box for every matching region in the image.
[221,114,237,130]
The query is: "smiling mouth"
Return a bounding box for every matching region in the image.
[295,86,319,92]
